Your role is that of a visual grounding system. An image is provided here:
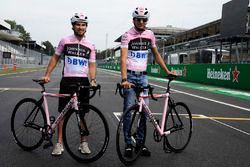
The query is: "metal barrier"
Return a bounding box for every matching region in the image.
[0,40,50,68]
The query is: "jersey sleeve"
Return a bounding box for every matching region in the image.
[89,44,96,63]
[120,32,129,48]
[55,38,65,56]
[150,31,157,48]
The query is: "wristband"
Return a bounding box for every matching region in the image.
[90,78,96,82]
[121,78,127,83]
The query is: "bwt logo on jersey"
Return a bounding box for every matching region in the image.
[67,57,88,66]
[129,52,147,59]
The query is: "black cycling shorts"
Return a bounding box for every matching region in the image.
[58,77,89,113]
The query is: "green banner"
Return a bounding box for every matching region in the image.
[99,63,250,91]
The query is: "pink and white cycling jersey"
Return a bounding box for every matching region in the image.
[121,27,156,71]
[55,34,96,77]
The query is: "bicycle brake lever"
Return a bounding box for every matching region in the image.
[150,87,158,101]
[115,83,120,95]
[115,87,118,95]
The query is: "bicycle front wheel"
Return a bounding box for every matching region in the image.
[63,104,109,163]
[164,102,192,152]
[11,98,46,151]
[116,105,146,165]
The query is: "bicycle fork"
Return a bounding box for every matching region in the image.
[73,96,89,141]
[75,111,89,137]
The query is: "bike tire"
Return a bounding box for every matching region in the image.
[164,102,192,152]
[116,104,146,165]
[11,98,46,151]
[63,104,109,163]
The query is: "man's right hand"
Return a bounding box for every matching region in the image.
[121,81,134,89]
[42,76,50,83]
[168,70,177,76]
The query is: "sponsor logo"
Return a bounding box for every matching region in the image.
[151,67,160,73]
[207,66,241,82]
[232,66,240,82]
[66,46,90,56]
[183,66,187,77]
[171,67,184,76]
[207,68,231,81]
[67,57,88,66]
[129,52,147,59]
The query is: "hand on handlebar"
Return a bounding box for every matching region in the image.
[168,70,177,76]
[90,80,97,87]
[121,80,135,89]
[116,83,158,101]
[42,76,50,83]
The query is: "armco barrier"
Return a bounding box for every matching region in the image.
[99,63,250,91]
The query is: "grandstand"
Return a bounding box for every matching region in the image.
[154,0,250,64]
[0,20,50,69]
[112,0,250,65]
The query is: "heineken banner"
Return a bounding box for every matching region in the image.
[99,63,250,91]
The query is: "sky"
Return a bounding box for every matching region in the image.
[0,0,231,51]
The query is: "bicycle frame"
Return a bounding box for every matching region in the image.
[41,91,79,132]
[138,91,171,136]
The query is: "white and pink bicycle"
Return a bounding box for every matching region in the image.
[116,75,192,165]
[11,79,109,163]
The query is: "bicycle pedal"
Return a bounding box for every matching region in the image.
[164,148,172,153]
[43,141,53,149]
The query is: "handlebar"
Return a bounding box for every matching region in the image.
[115,74,177,99]
[165,74,177,92]
[165,74,177,82]
[115,83,157,101]
[32,79,101,100]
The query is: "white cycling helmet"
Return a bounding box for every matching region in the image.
[132,6,150,19]
[71,13,88,24]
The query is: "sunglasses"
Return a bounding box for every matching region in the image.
[135,18,148,22]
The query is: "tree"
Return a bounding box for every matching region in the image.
[42,41,55,56]
[4,19,31,41]
[4,19,55,53]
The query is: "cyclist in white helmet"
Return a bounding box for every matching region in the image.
[120,6,176,157]
[43,12,97,156]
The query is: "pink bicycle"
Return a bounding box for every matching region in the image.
[11,79,109,163]
[116,75,192,165]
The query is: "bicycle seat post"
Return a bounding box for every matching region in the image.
[40,83,45,93]
[166,75,176,93]
[166,81,171,93]
[32,79,46,93]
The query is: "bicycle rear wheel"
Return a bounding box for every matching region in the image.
[116,105,146,165]
[11,98,46,151]
[164,102,192,152]
[63,104,109,163]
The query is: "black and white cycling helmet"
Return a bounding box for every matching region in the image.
[71,13,88,24]
[132,6,150,19]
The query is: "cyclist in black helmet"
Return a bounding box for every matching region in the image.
[120,6,176,157]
